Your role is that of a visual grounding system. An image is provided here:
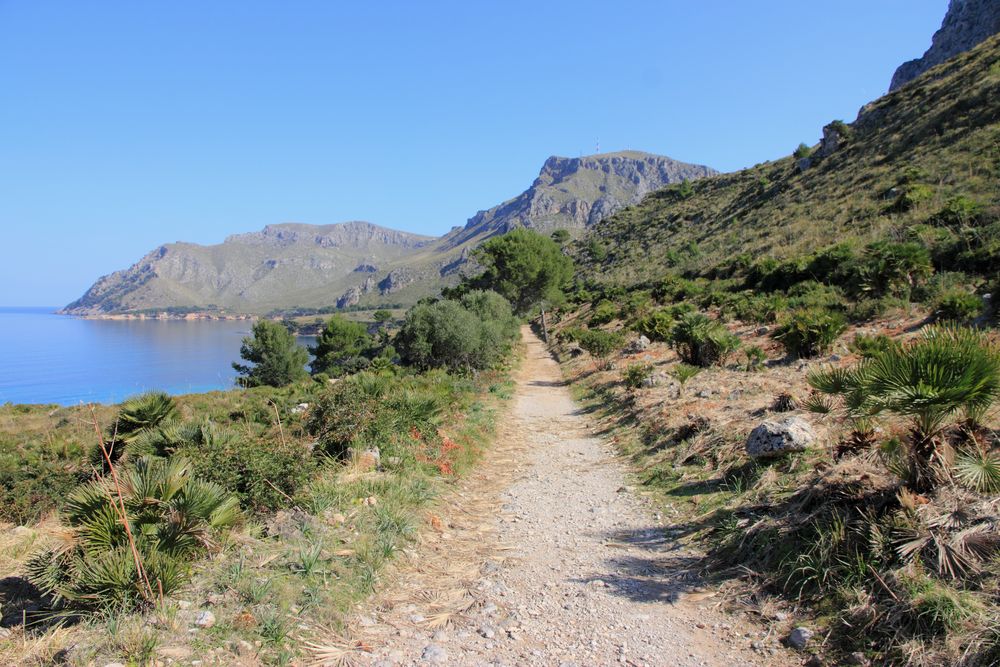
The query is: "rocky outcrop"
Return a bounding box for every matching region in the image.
[890,0,1000,91]
[441,151,717,249]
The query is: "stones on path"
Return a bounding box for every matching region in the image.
[787,626,814,650]
[421,643,448,663]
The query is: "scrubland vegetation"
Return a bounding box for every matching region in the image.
[543,34,1000,667]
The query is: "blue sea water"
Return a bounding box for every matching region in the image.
[0,307,315,406]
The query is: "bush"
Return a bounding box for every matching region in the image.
[26,456,240,610]
[633,309,674,341]
[576,329,625,367]
[670,312,741,367]
[308,372,452,463]
[934,195,985,227]
[774,308,847,358]
[743,345,766,372]
[623,363,653,389]
[933,289,982,322]
[589,299,618,326]
[793,143,813,159]
[395,292,518,372]
[849,333,898,358]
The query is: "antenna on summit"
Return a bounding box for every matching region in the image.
[595,138,600,154]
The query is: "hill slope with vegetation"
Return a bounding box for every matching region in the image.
[580,32,1000,302]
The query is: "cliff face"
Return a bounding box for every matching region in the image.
[441,151,717,249]
[890,0,1000,91]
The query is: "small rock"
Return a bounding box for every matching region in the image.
[431,630,448,642]
[478,624,496,639]
[788,626,814,650]
[829,354,842,362]
[205,592,225,606]
[756,326,770,336]
[194,610,216,629]
[774,611,788,621]
[746,417,816,459]
[290,402,309,415]
[363,496,378,506]
[421,643,448,663]
[0,627,11,639]
[357,614,376,627]
[847,651,870,665]
[357,447,380,471]
[625,336,651,354]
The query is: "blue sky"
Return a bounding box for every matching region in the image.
[0,1,947,306]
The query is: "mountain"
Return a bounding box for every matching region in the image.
[580,32,1000,287]
[63,151,716,316]
[890,0,1000,91]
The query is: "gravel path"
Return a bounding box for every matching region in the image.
[343,329,795,667]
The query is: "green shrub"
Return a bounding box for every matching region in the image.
[589,299,618,326]
[633,309,674,341]
[93,391,178,468]
[774,308,847,358]
[395,292,518,372]
[576,329,625,367]
[933,289,982,322]
[793,143,813,159]
[670,312,741,367]
[848,333,898,358]
[26,456,240,610]
[743,345,766,372]
[934,195,985,227]
[309,315,373,377]
[130,420,316,513]
[623,363,654,389]
[308,372,452,463]
[669,363,702,395]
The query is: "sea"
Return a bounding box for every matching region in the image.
[0,307,316,406]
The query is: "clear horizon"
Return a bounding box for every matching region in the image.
[0,1,947,306]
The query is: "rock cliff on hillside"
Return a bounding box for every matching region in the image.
[441,151,716,249]
[890,0,1000,91]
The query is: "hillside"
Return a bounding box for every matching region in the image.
[62,152,715,316]
[580,32,1000,288]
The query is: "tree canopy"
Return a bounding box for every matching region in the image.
[468,228,574,315]
[232,320,309,387]
[309,315,373,377]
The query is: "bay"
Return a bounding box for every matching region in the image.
[0,307,316,406]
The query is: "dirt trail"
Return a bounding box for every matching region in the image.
[344,329,794,667]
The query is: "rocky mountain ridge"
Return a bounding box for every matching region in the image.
[62,151,716,315]
[890,0,1000,91]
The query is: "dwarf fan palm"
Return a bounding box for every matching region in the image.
[27,456,239,609]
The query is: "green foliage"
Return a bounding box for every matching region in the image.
[743,345,766,372]
[774,308,847,358]
[677,178,694,199]
[372,309,393,325]
[793,143,813,159]
[669,363,701,395]
[934,195,985,227]
[849,332,899,358]
[95,392,178,467]
[26,456,239,610]
[468,228,574,314]
[233,320,309,388]
[308,372,450,460]
[139,421,316,512]
[933,289,982,322]
[309,315,373,377]
[954,447,1000,494]
[588,299,618,326]
[576,329,624,366]
[670,312,740,367]
[813,324,1000,489]
[623,363,653,389]
[586,237,608,261]
[394,291,518,372]
[633,309,674,342]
